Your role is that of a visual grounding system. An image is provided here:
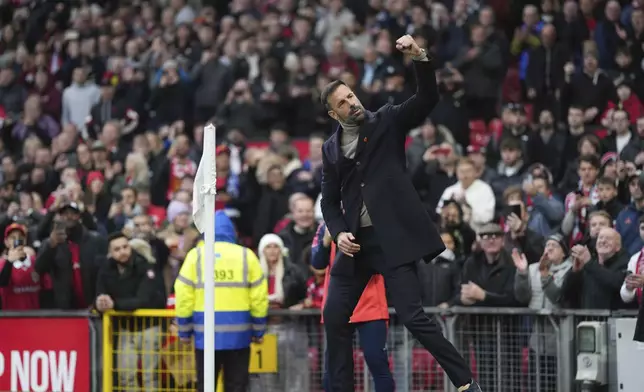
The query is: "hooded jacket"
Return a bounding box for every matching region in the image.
[174,211,268,350]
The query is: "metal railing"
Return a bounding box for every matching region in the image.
[0,308,638,392]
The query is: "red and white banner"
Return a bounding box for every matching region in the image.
[0,318,90,392]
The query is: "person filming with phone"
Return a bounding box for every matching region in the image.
[0,223,43,310]
[35,201,107,310]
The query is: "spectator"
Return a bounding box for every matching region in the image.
[418,230,463,307]
[61,66,100,136]
[453,24,504,122]
[437,157,496,232]
[620,215,644,306]
[35,201,106,309]
[95,232,165,390]
[454,223,520,391]
[522,174,565,237]
[562,154,601,245]
[616,172,644,255]
[562,228,630,309]
[512,233,572,392]
[0,223,42,310]
[278,195,316,267]
[593,176,625,221]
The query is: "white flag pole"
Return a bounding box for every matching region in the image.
[202,124,217,391]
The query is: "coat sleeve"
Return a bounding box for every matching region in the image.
[320,148,349,240]
[541,266,570,305]
[311,223,331,270]
[246,249,268,339]
[621,253,639,303]
[383,59,439,134]
[34,240,57,275]
[174,248,198,339]
[514,268,532,305]
[0,258,12,287]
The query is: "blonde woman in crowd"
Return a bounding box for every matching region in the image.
[250,234,308,392]
[111,152,151,196]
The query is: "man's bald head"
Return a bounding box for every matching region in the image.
[596,228,621,260]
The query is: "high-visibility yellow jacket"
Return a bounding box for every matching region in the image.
[174,213,268,350]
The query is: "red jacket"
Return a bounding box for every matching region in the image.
[320,243,389,324]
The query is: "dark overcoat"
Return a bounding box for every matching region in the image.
[320,59,445,276]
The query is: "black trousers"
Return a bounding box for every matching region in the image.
[195,347,250,392]
[322,227,472,392]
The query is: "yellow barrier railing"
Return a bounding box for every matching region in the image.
[102,310,277,392]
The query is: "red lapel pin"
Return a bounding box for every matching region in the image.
[363,137,368,142]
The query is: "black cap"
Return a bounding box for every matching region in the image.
[546,233,569,259]
[59,202,81,213]
[478,223,503,236]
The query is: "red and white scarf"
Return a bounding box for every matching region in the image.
[636,249,644,303]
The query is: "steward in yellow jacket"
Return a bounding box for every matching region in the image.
[174,211,268,351]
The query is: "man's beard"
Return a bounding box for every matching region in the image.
[341,105,365,126]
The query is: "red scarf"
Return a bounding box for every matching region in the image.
[636,250,644,303]
[68,241,86,309]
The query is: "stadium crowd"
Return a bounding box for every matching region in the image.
[1,0,644,389]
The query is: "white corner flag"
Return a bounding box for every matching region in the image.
[192,123,217,392]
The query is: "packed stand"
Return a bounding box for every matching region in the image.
[0,0,644,390]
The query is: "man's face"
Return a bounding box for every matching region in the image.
[578,161,598,184]
[292,198,314,229]
[132,215,153,239]
[589,215,611,238]
[612,110,630,134]
[598,183,617,202]
[584,55,598,72]
[544,240,564,262]
[60,208,81,228]
[109,237,131,263]
[637,117,644,137]
[639,222,644,241]
[327,84,366,125]
[539,111,554,128]
[267,167,285,190]
[480,233,504,254]
[595,228,619,257]
[501,148,520,166]
[121,188,136,206]
[456,162,475,184]
[441,203,461,227]
[568,108,584,128]
[137,191,151,208]
[1,157,16,176]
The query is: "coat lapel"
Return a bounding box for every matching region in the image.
[355,111,377,158]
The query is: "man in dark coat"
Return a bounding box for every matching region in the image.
[319,34,480,392]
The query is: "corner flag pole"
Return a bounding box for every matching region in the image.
[202,124,217,392]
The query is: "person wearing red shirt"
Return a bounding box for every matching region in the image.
[0,223,41,310]
[311,222,394,392]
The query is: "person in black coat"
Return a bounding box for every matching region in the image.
[452,223,522,392]
[35,202,107,309]
[319,34,479,392]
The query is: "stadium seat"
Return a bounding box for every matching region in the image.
[488,118,504,144]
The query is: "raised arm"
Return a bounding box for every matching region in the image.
[385,35,438,132]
